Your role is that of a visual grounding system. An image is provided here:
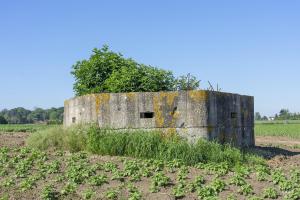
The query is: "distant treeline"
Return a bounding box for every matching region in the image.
[0,107,64,124]
[256,109,300,121]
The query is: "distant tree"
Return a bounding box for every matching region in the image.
[277,109,291,120]
[1,107,31,124]
[48,107,64,122]
[0,107,64,124]
[255,112,262,121]
[0,116,8,124]
[174,74,200,91]
[262,116,269,121]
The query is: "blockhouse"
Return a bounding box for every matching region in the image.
[64,90,254,147]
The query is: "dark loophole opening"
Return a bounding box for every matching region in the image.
[172,106,178,115]
[72,117,76,123]
[231,112,237,119]
[140,112,154,119]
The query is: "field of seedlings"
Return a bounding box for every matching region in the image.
[0,124,300,200]
[1,145,300,200]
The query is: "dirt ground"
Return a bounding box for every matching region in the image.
[0,132,29,148]
[255,136,300,169]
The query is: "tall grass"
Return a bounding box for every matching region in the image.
[26,125,88,152]
[27,124,263,166]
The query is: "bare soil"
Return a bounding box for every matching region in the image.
[255,136,300,169]
[256,136,300,147]
[0,132,29,148]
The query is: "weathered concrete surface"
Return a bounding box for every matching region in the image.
[64,90,254,147]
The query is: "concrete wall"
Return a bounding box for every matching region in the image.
[64,90,254,147]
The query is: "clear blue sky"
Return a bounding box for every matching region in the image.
[0,1,299,116]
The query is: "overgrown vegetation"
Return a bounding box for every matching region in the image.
[27,124,262,167]
[71,45,200,96]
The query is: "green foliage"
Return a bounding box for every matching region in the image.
[150,172,171,192]
[71,45,176,95]
[284,188,300,200]
[255,164,270,181]
[197,186,217,199]
[19,177,36,191]
[271,169,286,185]
[60,182,77,195]
[127,183,142,200]
[0,115,8,124]
[172,182,186,198]
[263,187,279,199]
[238,183,253,196]
[82,188,95,200]
[41,184,57,200]
[1,178,15,187]
[195,162,230,176]
[210,178,226,193]
[229,174,247,186]
[88,174,108,186]
[104,64,175,93]
[105,189,119,199]
[174,73,200,90]
[0,194,9,200]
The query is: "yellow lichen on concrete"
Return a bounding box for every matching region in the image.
[126,92,136,102]
[95,93,110,115]
[168,110,180,128]
[182,127,188,134]
[153,95,164,127]
[153,92,179,128]
[159,91,178,107]
[188,90,208,102]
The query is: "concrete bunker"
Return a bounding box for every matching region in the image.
[64,90,254,147]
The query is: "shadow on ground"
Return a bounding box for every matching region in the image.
[247,145,300,160]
